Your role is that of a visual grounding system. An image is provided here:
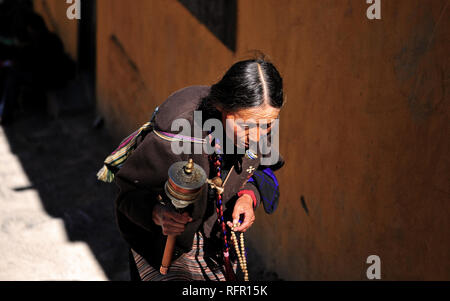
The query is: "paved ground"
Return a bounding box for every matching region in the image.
[0,79,129,280]
[0,78,281,281]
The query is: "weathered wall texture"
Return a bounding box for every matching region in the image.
[96,0,235,138]
[238,0,449,280]
[34,0,78,60]
[78,0,448,280]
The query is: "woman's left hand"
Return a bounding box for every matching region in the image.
[227,194,255,232]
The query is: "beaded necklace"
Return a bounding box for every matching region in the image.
[231,222,249,281]
[208,145,249,281]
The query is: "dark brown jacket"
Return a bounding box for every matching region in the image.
[114,85,276,269]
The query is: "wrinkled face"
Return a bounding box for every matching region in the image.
[221,104,280,148]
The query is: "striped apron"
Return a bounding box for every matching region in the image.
[131,232,237,281]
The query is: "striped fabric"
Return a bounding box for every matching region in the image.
[97,106,160,183]
[97,106,208,183]
[153,129,207,144]
[96,121,154,183]
[131,232,237,281]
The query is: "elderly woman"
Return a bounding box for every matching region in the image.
[109,58,285,281]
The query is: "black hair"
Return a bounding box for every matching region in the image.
[199,56,284,117]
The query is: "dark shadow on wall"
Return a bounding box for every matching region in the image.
[177,0,237,52]
[78,0,97,106]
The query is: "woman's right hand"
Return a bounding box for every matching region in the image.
[152,203,193,236]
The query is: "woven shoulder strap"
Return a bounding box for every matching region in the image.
[97,106,209,183]
[96,107,159,183]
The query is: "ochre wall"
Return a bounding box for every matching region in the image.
[96,0,234,138]
[95,0,449,280]
[34,0,78,60]
[238,0,449,280]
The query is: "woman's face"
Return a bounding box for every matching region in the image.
[221,104,280,149]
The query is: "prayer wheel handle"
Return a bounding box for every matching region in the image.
[160,235,176,275]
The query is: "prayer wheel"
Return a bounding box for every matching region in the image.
[159,158,207,275]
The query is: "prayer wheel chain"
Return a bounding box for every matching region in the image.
[231,222,249,281]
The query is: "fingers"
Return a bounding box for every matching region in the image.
[161,218,186,236]
[162,224,185,236]
[161,209,193,236]
[229,196,255,232]
[228,210,255,233]
[232,205,243,226]
[236,213,254,232]
[167,211,192,224]
[232,213,255,232]
[162,215,186,229]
